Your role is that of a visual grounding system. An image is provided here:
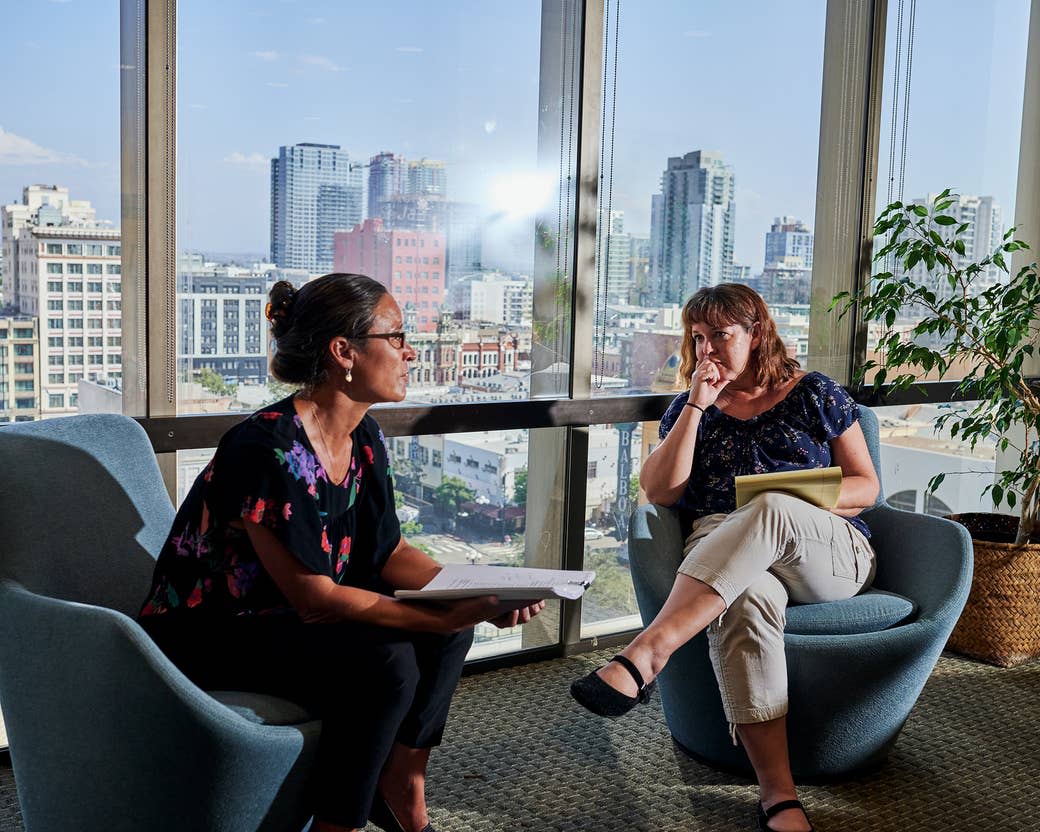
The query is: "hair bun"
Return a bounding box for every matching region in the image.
[266,280,297,336]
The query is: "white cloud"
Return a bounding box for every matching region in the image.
[0,127,86,166]
[266,82,289,88]
[299,54,345,72]
[684,30,711,38]
[484,120,497,134]
[395,46,424,53]
[252,50,280,61]
[224,151,269,168]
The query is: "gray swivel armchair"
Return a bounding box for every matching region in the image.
[629,405,974,779]
[0,414,321,831]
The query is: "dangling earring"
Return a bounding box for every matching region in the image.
[345,368,353,383]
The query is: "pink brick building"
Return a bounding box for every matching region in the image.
[333,218,446,332]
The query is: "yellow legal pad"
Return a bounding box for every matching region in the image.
[733,466,843,510]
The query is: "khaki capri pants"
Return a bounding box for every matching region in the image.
[678,492,876,728]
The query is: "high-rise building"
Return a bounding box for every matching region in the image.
[889,195,1003,301]
[270,143,363,274]
[600,210,633,306]
[367,152,448,224]
[1,185,122,419]
[765,216,814,269]
[333,219,447,332]
[648,150,736,304]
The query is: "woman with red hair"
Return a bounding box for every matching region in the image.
[572,284,879,832]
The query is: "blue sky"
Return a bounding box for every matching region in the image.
[0,1,1031,272]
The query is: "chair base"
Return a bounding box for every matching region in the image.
[670,734,893,785]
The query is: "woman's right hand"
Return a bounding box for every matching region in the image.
[689,357,729,410]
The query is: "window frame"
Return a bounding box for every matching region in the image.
[120,0,1040,667]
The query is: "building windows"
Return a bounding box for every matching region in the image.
[49,355,65,367]
[87,264,103,275]
[46,263,63,274]
[106,264,121,275]
[67,263,83,274]
[14,344,33,357]
[86,244,103,256]
[67,244,83,255]
[46,243,63,254]
[107,245,121,256]
[49,394,65,409]
[88,281,103,292]
[47,281,63,292]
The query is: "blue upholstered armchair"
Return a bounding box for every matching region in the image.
[629,405,974,779]
[0,415,321,831]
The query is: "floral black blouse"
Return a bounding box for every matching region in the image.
[658,371,870,538]
[138,395,401,619]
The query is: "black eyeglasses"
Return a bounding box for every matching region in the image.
[355,331,408,350]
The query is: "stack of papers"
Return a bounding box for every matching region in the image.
[395,564,596,601]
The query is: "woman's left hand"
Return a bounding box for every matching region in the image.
[488,600,546,628]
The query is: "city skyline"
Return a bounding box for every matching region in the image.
[0,1,1030,277]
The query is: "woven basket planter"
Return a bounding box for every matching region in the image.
[946,513,1040,668]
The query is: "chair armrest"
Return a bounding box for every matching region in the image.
[0,582,317,830]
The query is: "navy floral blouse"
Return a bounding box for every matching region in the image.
[138,395,401,619]
[658,371,870,539]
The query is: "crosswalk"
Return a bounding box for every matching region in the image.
[422,540,477,556]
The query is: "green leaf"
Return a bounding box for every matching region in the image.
[913,205,929,217]
[954,239,966,256]
[934,215,957,226]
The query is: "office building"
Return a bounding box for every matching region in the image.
[0,315,40,422]
[765,216,814,269]
[270,143,363,274]
[333,219,447,332]
[1,185,122,418]
[648,150,736,304]
[177,254,268,384]
[450,273,532,327]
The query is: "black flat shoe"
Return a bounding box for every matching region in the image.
[368,792,435,832]
[758,799,814,831]
[570,654,655,718]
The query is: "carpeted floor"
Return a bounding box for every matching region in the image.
[2,649,1038,831]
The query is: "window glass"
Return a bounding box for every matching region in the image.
[870,1,1030,383]
[176,1,580,414]
[579,421,650,638]
[874,401,995,517]
[0,1,121,420]
[591,1,825,395]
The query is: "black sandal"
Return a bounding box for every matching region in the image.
[368,791,435,832]
[758,799,814,831]
[570,654,655,718]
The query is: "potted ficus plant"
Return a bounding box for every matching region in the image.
[833,189,1040,667]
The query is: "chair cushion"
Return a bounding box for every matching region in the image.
[208,690,317,726]
[784,589,916,636]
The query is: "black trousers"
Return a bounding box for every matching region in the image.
[140,611,473,828]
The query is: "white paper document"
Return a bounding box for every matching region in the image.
[394,564,597,601]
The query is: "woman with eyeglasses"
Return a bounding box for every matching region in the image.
[138,273,545,832]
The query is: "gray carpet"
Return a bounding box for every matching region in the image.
[2,650,1038,831]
